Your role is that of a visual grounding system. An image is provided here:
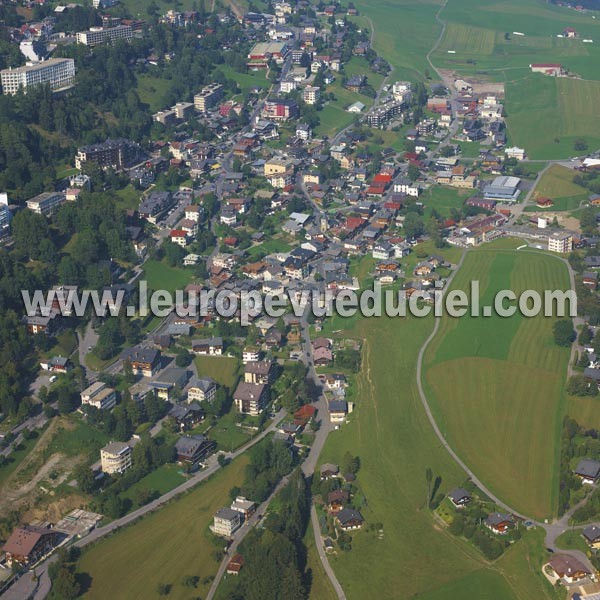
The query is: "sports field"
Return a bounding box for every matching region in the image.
[78,456,249,600]
[506,76,600,159]
[424,248,571,520]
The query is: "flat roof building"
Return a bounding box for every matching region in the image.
[100,441,132,474]
[26,192,65,217]
[1,58,75,95]
[76,25,133,47]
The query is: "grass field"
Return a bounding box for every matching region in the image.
[567,394,600,431]
[314,239,559,599]
[353,0,443,80]
[78,456,249,600]
[305,528,338,600]
[214,65,268,97]
[529,165,588,212]
[120,464,186,504]
[136,74,174,112]
[422,186,471,219]
[506,75,600,160]
[246,237,292,257]
[555,529,590,555]
[423,248,571,520]
[194,355,239,389]
[143,260,195,295]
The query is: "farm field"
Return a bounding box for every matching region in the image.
[78,456,249,600]
[528,165,588,212]
[315,243,557,599]
[423,248,571,520]
[352,0,443,80]
[505,76,600,159]
[566,394,600,432]
[432,0,600,80]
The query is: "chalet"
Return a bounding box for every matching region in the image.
[244,360,273,385]
[191,337,223,355]
[346,75,366,93]
[575,458,600,484]
[546,554,591,584]
[226,554,244,575]
[121,347,161,377]
[336,508,364,530]
[328,400,348,423]
[168,402,204,431]
[536,197,554,208]
[327,489,349,514]
[414,262,434,276]
[324,373,347,390]
[320,463,340,479]
[175,434,216,465]
[582,524,600,550]
[484,512,514,535]
[3,525,62,568]
[314,346,333,366]
[448,488,472,508]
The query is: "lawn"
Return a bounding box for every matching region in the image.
[120,463,186,504]
[555,529,590,555]
[0,430,44,487]
[528,165,588,212]
[567,394,600,431]
[193,408,252,453]
[424,248,571,520]
[304,528,338,600]
[422,186,471,219]
[136,74,174,112]
[506,76,600,160]
[45,416,110,461]
[194,355,239,389]
[114,185,141,212]
[214,64,268,97]
[78,456,249,600]
[246,237,292,257]
[143,260,195,295]
[414,569,517,600]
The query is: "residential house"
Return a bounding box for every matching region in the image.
[168,402,204,431]
[234,382,268,416]
[187,377,217,403]
[327,489,349,514]
[121,347,161,377]
[582,524,600,550]
[484,512,514,535]
[320,463,339,479]
[328,400,348,423]
[81,381,116,411]
[575,459,600,484]
[3,526,62,568]
[175,434,216,464]
[244,360,273,385]
[336,508,364,530]
[230,496,256,521]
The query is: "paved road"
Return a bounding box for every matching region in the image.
[1,411,287,600]
[414,246,594,572]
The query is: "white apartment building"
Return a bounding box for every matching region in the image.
[194,83,223,113]
[81,381,117,411]
[26,192,65,217]
[211,508,241,537]
[100,441,132,474]
[76,25,133,47]
[548,231,573,254]
[1,58,75,95]
[303,86,320,105]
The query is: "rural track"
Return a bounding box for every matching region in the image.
[415,247,594,571]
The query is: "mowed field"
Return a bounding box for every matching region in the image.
[433,0,600,79]
[424,248,571,520]
[316,245,558,600]
[506,76,600,159]
[78,456,248,600]
[529,165,588,212]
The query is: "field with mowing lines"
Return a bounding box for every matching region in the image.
[438,23,496,56]
[528,165,588,212]
[506,76,600,159]
[316,245,557,599]
[78,457,249,600]
[424,249,571,520]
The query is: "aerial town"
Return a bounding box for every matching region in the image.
[2,0,600,599]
